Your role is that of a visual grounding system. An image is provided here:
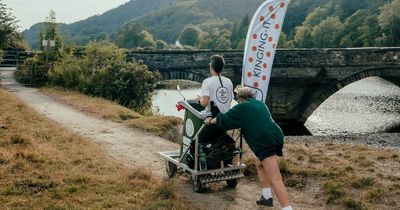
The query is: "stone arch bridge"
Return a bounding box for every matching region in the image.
[127,48,400,132]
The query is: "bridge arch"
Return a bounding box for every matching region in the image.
[300,67,400,123]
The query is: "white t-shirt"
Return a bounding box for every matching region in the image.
[200,75,234,115]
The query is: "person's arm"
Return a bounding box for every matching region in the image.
[208,103,243,130]
[198,79,210,107]
[198,95,209,107]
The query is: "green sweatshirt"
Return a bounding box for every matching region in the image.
[216,98,284,155]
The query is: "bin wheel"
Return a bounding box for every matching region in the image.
[193,178,204,193]
[226,179,238,188]
[165,160,177,178]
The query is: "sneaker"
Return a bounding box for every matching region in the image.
[256,195,273,207]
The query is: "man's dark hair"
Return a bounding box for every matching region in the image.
[210,55,225,73]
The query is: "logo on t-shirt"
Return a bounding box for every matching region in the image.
[216,87,229,104]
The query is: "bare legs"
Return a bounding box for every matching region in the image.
[256,155,290,208]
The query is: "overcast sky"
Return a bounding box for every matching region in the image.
[3,0,130,30]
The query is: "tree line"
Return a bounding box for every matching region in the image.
[115,0,400,49]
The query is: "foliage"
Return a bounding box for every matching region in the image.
[22,0,400,49]
[198,28,232,50]
[0,0,24,50]
[378,0,400,46]
[48,41,160,112]
[116,23,158,49]
[15,11,66,87]
[311,16,344,48]
[179,26,203,46]
[39,10,64,63]
[231,15,250,49]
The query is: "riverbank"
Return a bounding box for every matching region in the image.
[156,79,201,90]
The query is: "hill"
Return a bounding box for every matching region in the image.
[22,0,399,48]
[23,0,176,48]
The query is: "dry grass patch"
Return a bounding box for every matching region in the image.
[0,89,192,209]
[242,140,400,209]
[41,87,183,142]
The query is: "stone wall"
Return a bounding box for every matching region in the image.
[126,48,400,125]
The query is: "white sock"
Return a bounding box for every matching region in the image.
[262,188,272,199]
[282,205,292,210]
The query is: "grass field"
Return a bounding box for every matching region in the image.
[243,141,400,209]
[41,87,183,143]
[0,89,192,209]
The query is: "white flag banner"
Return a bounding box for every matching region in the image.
[242,0,290,102]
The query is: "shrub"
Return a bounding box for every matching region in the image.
[323,181,346,203]
[48,41,160,112]
[15,56,49,86]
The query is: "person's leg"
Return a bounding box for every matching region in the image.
[261,155,291,208]
[255,158,272,195]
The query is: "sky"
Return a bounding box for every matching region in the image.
[3,0,130,31]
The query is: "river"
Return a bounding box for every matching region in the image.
[152,77,400,136]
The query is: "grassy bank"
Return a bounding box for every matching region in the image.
[0,89,191,209]
[243,140,400,209]
[41,87,183,143]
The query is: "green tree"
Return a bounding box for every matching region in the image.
[294,7,330,47]
[40,10,63,50]
[199,28,232,50]
[116,23,157,49]
[358,15,380,47]
[0,0,21,50]
[378,0,400,46]
[137,31,157,48]
[294,26,313,48]
[48,41,160,111]
[278,32,294,48]
[39,10,64,64]
[179,26,203,46]
[340,10,368,47]
[303,7,330,27]
[155,39,167,49]
[230,15,250,49]
[311,16,344,47]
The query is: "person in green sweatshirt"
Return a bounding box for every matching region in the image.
[205,86,292,210]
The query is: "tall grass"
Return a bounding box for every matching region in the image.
[0,89,191,209]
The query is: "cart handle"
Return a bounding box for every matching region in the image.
[180,100,208,120]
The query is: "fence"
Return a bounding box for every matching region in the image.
[0,51,35,67]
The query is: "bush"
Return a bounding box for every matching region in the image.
[48,41,160,112]
[15,56,50,86]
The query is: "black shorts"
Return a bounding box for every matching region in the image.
[255,145,283,161]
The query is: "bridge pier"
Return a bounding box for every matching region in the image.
[277,120,311,136]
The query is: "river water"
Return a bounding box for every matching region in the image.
[152,77,400,136]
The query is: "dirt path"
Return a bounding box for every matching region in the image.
[2,67,294,210]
